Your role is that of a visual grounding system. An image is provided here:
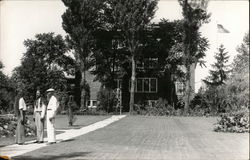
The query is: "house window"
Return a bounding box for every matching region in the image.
[136,58,158,69]
[115,79,122,89]
[147,58,158,69]
[129,78,157,93]
[175,82,184,96]
[150,78,157,92]
[144,79,150,92]
[137,79,143,92]
[136,61,144,69]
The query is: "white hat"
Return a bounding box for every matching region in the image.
[46,88,55,92]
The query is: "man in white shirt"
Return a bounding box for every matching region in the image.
[46,88,59,144]
[33,90,46,143]
[16,94,27,145]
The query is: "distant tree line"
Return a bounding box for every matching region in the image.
[192,32,249,113]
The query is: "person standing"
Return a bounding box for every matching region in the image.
[46,88,59,144]
[33,90,46,143]
[67,95,75,126]
[15,93,27,145]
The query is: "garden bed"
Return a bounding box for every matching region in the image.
[214,109,249,133]
[0,115,35,138]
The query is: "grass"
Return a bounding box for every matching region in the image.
[12,116,249,160]
[0,115,110,147]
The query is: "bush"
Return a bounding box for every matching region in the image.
[97,87,116,113]
[134,98,175,116]
[214,108,249,133]
[133,98,214,117]
[0,115,35,138]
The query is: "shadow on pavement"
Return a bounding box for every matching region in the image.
[57,125,87,130]
[12,152,91,160]
[61,139,75,143]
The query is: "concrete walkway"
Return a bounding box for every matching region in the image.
[0,115,126,158]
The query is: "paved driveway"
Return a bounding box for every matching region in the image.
[13,116,249,160]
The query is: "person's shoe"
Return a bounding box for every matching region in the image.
[17,143,25,145]
[47,142,56,145]
[38,141,44,143]
[34,141,39,143]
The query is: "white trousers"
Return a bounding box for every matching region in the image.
[46,110,56,143]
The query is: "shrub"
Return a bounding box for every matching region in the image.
[97,87,116,113]
[134,98,175,116]
[214,108,249,133]
[0,115,35,138]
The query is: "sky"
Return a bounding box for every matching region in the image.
[0,0,249,92]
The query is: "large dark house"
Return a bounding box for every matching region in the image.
[66,64,195,112]
[113,61,195,112]
[67,21,196,112]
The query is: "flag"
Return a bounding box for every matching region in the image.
[188,0,208,11]
[217,24,230,33]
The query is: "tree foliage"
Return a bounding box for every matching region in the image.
[197,32,249,113]
[107,0,158,113]
[204,44,230,86]
[0,62,16,112]
[178,0,210,111]
[62,0,104,108]
[225,32,249,108]
[91,30,128,89]
[11,33,73,102]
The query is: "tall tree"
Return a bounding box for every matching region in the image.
[203,44,230,86]
[202,45,230,112]
[178,0,210,112]
[0,61,16,112]
[12,33,73,102]
[232,32,249,73]
[61,0,104,108]
[108,0,158,113]
[226,32,249,108]
[91,30,128,89]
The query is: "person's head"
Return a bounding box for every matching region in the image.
[46,88,55,100]
[36,90,41,98]
[17,91,23,97]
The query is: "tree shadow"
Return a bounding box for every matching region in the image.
[12,152,91,160]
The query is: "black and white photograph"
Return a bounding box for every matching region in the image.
[0,0,249,159]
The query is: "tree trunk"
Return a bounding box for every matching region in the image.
[184,64,191,113]
[129,55,136,114]
[81,70,86,109]
[68,104,73,126]
[183,0,191,113]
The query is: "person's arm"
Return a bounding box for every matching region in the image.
[41,100,46,120]
[19,98,25,124]
[22,98,27,123]
[49,97,55,120]
[50,96,59,120]
[33,101,36,121]
[20,109,24,124]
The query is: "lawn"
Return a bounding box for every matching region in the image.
[12,116,249,160]
[0,115,110,147]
